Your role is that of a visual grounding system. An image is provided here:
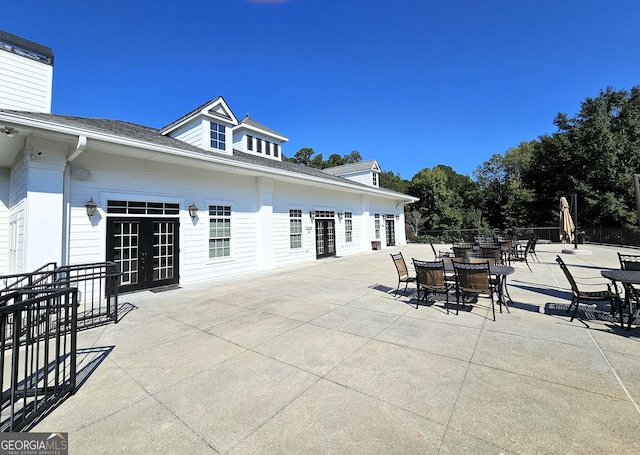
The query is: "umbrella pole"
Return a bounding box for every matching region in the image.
[571,194,578,249]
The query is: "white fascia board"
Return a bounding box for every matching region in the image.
[233,123,288,142]
[160,97,238,135]
[201,98,238,125]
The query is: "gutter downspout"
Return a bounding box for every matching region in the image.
[61,135,87,265]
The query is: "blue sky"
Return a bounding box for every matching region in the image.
[4,0,640,179]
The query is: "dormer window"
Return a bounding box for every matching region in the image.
[373,173,378,187]
[247,135,253,151]
[210,122,226,150]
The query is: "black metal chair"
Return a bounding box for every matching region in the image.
[529,236,540,262]
[429,241,451,260]
[617,253,640,327]
[390,252,416,296]
[453,261,499,320]
[511,238,533,272]
[412,259,454,310]
[555,256,616,322]
[452,243,474,258]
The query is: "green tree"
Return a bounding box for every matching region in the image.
[379,170,409,194]
[475,141,536,229]
[529,87,640,228]
[283,148,363,169]
[408,167,464,231]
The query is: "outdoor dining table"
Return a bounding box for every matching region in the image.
[444,262,515,312]
[600,269,640,328]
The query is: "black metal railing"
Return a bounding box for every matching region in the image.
[1,287,78,432]
[1,262,121,332]
[415,226,640,247]
[53,262,121,329]
[0,263,58,298]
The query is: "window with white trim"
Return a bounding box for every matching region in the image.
[374,214,380,239]
[290,209,302,249]
[209,205,231,258]
[372,173,378,186]
[345,212,353,243]
[273,143,279,158]
[247,135,253,151]
[210,122,226,150]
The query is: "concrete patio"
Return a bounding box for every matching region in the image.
[34,242,640,454]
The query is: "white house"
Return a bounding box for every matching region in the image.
[0,30,417,293]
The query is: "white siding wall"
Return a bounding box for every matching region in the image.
[8,156,27,272]
[340,170,373,187]
[171,119,204,149]
[232,130,282,161]
[9,140,407,285]
[0,167,10,273]
[68,151,259,284]
[271,181,400,267]
[0,50,52,113]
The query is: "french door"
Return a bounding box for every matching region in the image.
[315,219,336,259]
[386,218,396,247]
[106,217,179,293]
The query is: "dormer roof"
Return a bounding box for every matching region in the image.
[160,96,238,135]
[323,159,380,176]
[237,114,288,142]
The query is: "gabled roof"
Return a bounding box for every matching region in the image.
[159,96,238,134]
[0,109,416,203]
[238,114,287,141]
[322,159,380,176]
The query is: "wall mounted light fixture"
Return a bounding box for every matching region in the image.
[338,212,344,221]
[310,210,316,220]
[188,203,199,219]
[85,197,97,218]
[0,126,17,137]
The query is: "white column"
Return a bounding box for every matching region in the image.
[360,195,370,251]
[24,155,66,270]
[256,177,274,270]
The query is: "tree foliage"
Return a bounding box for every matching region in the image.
[283,86,640,234]
[526,87,640,228]
[283,148,362,169]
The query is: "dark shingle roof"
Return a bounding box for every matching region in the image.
[0,110,413,200]
[323,160,379,176]
[238,114,286,139]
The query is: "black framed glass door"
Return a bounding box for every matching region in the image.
[315,219,336,258]
[386,218,396,247]
[106,217,179,293]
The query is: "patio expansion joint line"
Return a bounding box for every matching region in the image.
[585,328,640,415]
[546,255,640,413]
[438,315,489,454]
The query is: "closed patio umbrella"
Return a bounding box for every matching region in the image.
[559,196,575,244]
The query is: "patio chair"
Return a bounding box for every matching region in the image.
[412,259,454,310]
[390,252,416,296]
[452,243,474,258]
[529,236,540,262]
[617,253,640,326]
[511,238,533,272]
[618,253,640,271]
[429,241,451,260]
[453,261,499,320]
[479,245,503,265]
[555,256,616,322]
